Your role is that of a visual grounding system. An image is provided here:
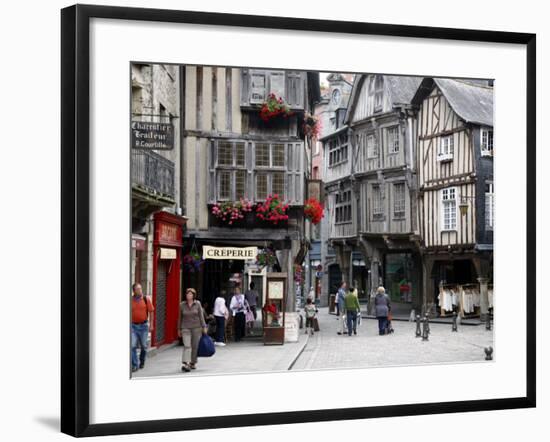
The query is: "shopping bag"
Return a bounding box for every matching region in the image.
[197,334,216,357]
[313,317,320,332]
[245,308,255,323]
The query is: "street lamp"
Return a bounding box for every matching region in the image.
[459,195,476,217]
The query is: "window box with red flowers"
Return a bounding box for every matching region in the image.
[304,198,324,225]
[255,194,289,225]
[211,198,253,225]
[259,93,294,123]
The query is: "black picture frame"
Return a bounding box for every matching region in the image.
[61,4,536,437]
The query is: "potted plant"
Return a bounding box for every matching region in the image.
[182,250,204,273]
[256,248,277,269]
[211,198,253,225]
[255,194,289,225]
[259,93,294,123]
[302,112,322,141]
[304,197,324,225]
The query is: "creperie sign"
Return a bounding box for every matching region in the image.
[202,246,258,261]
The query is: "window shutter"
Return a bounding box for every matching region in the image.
[269,71,285,99]
[240,69,250,106]
[208,140,216,203]
[286,71,304,108]
[249,70,267,104]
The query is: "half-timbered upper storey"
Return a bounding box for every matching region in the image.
[411,78,494,249]
[181,66,319,231]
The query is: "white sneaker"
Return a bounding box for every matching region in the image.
[215,342,226,347]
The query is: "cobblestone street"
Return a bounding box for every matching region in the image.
[292,307,494,371]
[134,307,494,379]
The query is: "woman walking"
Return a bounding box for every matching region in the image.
[213,291,229,346]
[374,286,391,335]
[178,288,207,372]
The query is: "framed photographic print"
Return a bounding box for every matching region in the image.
[61,4,536,437]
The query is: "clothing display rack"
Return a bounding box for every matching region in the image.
[459,283,481,318]
[438,284,460,317]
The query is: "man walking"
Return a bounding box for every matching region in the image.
[336,281,347,335]
[131,283,154,372]
[344,286,361,336]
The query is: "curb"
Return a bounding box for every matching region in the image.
[287,334,310,370]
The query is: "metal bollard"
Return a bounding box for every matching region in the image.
[424,313,431,335]
[486,312,492,331]
[452,312,458,332]
[415,314,422,338]
[421,317,429,341]
[484,346,493,361]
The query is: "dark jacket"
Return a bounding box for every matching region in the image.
[374,293,391,317]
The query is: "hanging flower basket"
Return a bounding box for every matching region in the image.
[302,112,322,141]
[256,248,277,268]
[304,198,325,225]
[259,93,294,123]
[256,194,289,225]
[182,250,204,273]
[211,198,253,225]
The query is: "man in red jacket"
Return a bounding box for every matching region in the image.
[131,283,154,372]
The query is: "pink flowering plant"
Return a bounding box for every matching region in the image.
[211,198,253,225]
[302,112,322,141]
[255,194,289,225]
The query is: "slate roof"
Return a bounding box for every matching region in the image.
[385,75,423,105]
[434,78,493,126]
[413,78,494,127]
[344,74,422,123]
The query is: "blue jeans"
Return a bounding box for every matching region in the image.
[377,317,388,335]
[346,311,358,336]
[131,322,149,369]
[215,315,225,343]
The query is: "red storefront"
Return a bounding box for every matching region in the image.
[152,212,187,347]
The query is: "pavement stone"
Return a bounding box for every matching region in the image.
[134,329,308,379]
[133,307,494,378]
[291,307,494,371]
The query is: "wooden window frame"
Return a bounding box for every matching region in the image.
[335,190,352,225]
[438,135,454,162]
[372,184,384,220]
[367,133,378,159]
[481,127,494,157]
[393,182,406,219]
[441,187,458,231]
[327,134,349,168]
[485,181,494,230]
[387,125,400,155]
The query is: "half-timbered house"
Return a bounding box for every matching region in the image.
[324,74,422,311]
[411,78,493,318]
[180,66,320,338]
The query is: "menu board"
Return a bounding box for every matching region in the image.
[268,281,284,299]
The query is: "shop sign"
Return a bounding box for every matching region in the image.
[131,121,174,150]
[159,223,179,244]
[202,246,258,260]
[160,248,177,259]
